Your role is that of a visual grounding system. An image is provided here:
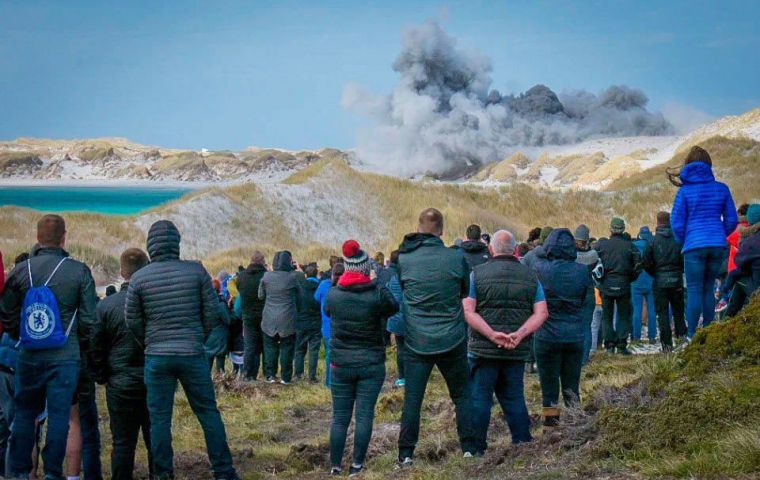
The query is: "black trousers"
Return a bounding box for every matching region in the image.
[106,388,152,480]
[395,335,406,379]
[601,293,633,349]
[534,339,584,407]
[653,286,686,347]
[398,341,475,459]
[294,329,322,380]
[243,317,265,380]
[726,277,754,318]
[263,333,295,382]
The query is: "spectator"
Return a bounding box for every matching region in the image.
[396,208,476,467]
[294,264,322,382]
[0,215,98,480]
[125,220,239,480]
[91,248,153,480]
[464,230,548,453]
[258,251,298,384]
[669,146,738,338]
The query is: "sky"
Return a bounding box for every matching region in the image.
[1,0,758,151]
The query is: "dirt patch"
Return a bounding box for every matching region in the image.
[288,441,330,471]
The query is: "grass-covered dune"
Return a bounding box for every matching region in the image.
[88,297,760,479]
[1,135,758,286]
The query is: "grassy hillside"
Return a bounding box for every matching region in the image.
[87,297,760,479]
[2,135,758,285]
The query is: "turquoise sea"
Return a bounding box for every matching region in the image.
[0,186,192,215]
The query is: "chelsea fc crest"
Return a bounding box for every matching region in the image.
[24,303,55,340]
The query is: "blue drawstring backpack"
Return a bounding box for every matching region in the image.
[20,258,77,350]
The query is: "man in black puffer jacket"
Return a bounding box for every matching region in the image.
[294,264,323,382]
[236,251,268,381]
[460,224,491,269]
[643,212,686,350]
[125,220,238,480]
[92,248,153,480]
[595,217,642,354]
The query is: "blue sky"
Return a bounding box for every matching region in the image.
[1,0,758,150]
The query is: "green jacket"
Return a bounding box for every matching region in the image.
[398,233,470,355]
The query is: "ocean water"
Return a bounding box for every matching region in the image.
[0,186,192,215]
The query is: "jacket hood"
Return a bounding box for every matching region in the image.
[543,228,578,261]
[638,226,653,243]
[147,220,181,261]
[399,233,443,253]
[461,240,488,253]
[246,263,267,274]
[680,161,715,185]
[740,222,760,240]
[655,225,674,238]
[273,250,294,272]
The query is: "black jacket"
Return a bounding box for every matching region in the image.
[595,233,642,296]
[296,277,322,332]
[643,226,684,289]
[0,245,97,362]
[325,282,398,368]
[735,224,760,294]
[91,282,146,394]
[236,263,267,324]
[460,240,491,269]
[470,256,536,361]
[126,220,223,356]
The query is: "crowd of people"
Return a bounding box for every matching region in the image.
[0,145,757,479]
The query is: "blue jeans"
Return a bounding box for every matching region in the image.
[468,357,531,452]
[7,358,79,480]
[145,354,236,480]
[684,247,726,338]
[632,287,657,341]
[329,362,385,467]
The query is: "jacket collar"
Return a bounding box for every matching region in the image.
[490,254,519,263]
[399,233,443,253]
[246,263,267,274]
[31,245,68,258]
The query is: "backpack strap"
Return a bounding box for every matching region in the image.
[65,309,78,338]
[44,257,69,286]
[27,259,33,287]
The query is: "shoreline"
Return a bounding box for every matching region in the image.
[0,177,253,189]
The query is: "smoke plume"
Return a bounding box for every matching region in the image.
[342,21,674,178]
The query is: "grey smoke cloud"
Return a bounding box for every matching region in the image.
[342,21,674,178]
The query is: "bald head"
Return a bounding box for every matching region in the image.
[418,208,444,236]
[490,230,517,256]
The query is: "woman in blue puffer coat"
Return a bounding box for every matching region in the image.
[668,146,738,338]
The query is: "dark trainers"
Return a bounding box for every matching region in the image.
[396,457,414,469]
[330,466,342,476]
[348,464,364,476]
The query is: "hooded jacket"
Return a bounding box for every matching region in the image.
[643,225,684,289]
[236,262,267,325]
[325,281,398,367]
[735,223,760,294]
[397,233,470,355]
[0,245,97,362]
[258,251,298,337]
[727,218,749,272]
[671,162,738,253]
[533,229,594,343]
[125,221,222,356]
[595,233,642,296]
[91,282,146,394]
[460,240,491,269]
